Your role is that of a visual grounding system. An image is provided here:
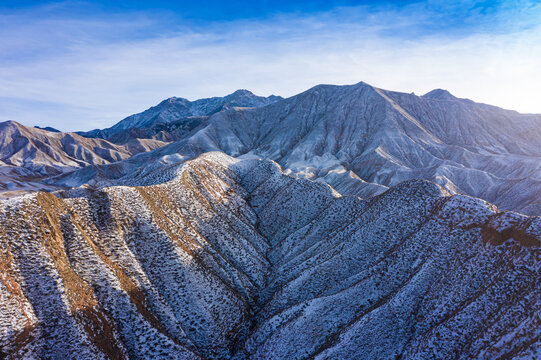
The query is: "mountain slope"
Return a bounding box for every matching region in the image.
[0,120,167,194]
[1,152,539,359]
[58,82,541,215]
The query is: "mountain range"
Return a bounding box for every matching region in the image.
[4,82,537,214]
[0,90,280,195]
[0,82,540,359]
[77,89,282,140]
[0,120,168,195]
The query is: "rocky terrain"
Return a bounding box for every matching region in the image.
[1,81,540,358]
[0,121,168,195]
[55,82,541,215]
[0,90,282,196]
[1,152,539,359]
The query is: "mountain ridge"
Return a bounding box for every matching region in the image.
[1,152,539,359]
[0,120,168,195]
[1,81,540,215]
[49,81,540,215]
[77,89,282,140]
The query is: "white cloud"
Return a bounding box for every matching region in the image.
[1,2,540,131]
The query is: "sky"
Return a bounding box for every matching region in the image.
[1,1,540,132]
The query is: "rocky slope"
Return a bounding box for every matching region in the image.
[0,120,168,195]
[57,82,541,215]
[1,152,539,359]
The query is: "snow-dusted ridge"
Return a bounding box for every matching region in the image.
[0,90,282,196]
[0,120,168,196]
[50,81,541,215]
[1,152,539,359]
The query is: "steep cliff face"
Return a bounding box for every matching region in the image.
[1,152,539,359]
[56,82,541,215]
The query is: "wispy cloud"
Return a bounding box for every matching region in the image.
[1,1,540,131]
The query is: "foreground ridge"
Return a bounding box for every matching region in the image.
[1,152,539,359]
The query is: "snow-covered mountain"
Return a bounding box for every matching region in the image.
[1,152,539,359]
[0,120,167,195]
[56,82,541,215]
[78,90,282,140]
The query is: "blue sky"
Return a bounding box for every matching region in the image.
[0,1,426,21]
[1,1,540,131]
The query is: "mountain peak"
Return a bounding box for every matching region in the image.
[422,88,457,100]
[0,120,24,132]
[77,90,282,140]
[1,119,20,126]
[229,89,255,97]
[164,96,191,104]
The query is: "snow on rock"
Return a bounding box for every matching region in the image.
[0,120,168,195]
[0,152,539,359]
[57,81,540,215]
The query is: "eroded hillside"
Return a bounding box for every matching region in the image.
[1,152,539,359]
[0,120,168,196]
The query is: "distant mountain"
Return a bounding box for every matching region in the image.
[105,115,208,145]
[78,90,282,141]
[34,125,60,132]
[0,120,167,194]
[1,152,538,359]
[57,82,541,215]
